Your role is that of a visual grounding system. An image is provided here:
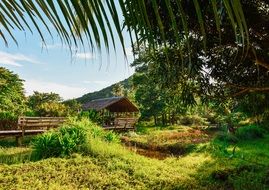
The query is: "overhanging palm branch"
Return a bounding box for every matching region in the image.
[0,0,249,54]
[0,0,124,52]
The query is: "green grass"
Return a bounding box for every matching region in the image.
[0,147,32,165]
[0,122,268,189]
[122,125,210,156]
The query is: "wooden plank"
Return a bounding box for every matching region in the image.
[1,117,66,146]
[18,119,65,123]
[18,117,66,119]
[19,123,64,127]
[0,129,46,136]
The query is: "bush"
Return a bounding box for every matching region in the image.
[235,125,266,140]
[179,115,207,126]
[79,110,102,124]
[135,123,149,134]
[32,119,120,159]
[0,112,17,120]
[0,112,18,130]
[104,131,120,143]
[33,125,87,159]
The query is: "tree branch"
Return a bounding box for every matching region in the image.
[226,83,269,97]
[255,58,269,70]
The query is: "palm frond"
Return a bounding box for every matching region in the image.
[0,0,123,52]
[0,0,249,55]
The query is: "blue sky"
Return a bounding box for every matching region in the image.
[0,3,134,100]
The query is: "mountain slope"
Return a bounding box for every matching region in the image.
[76,76,133,104]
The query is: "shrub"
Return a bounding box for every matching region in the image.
[0,112,18,130]
[32,132,62,158]
[135,123,149,134]
[0,112,17,120]
[79,110,102,124]
[32,119,120,159]
[58,126,87,155]
[104,131,120,143]
[179,115,207,126]
[235,125,266,140]
[33,125,87,159]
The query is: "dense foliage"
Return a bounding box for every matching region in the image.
[127,1,269,124]
[128,1,267,93]
[0,68,82,124]
[0,67,26,115]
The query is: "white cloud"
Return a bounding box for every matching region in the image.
[0,51,41,67]
[44,43,65,50]
[40,43,77,51]
[75,52,95,60]
[24,79,89,100]
[82,80,110,85]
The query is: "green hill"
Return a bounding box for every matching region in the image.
[76,76,133,104]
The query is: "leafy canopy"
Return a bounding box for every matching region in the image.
[0,67,26,115]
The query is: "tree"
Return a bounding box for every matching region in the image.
[63,99,82,116]
[128,1,269,100]
[35,102,68,117]
[112,84,125,97]
[27,91,68,117]
[0,67,26,115]
[1,1,266,117]
[28,91,62,109]
[132,47,192,125]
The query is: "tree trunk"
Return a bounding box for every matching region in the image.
[171,112,175,125]
[161,113,165,126]
[154,115,157,125]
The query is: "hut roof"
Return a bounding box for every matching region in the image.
[82,96,139,112]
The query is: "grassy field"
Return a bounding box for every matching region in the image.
[0,123,268,190]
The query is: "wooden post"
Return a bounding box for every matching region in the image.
[16,136,22,146]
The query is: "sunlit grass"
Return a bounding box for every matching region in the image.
[0,122,268,189]
[0,147,32,165]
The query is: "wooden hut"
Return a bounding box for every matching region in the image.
[82,97,139,130]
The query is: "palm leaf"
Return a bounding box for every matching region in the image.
[0,0,249,57]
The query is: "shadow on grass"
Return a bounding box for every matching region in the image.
[0,136,35,147]
[191,135,269,189]
[0,136,42,165]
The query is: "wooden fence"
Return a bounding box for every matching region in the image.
[0,117,66,145]
[103,117,137,130]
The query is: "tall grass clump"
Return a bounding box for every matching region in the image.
[235,124,266,140]
[32,118,120,159]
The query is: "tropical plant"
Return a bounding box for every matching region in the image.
[32,125,87,158]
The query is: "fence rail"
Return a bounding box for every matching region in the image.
[0,117,66,145]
